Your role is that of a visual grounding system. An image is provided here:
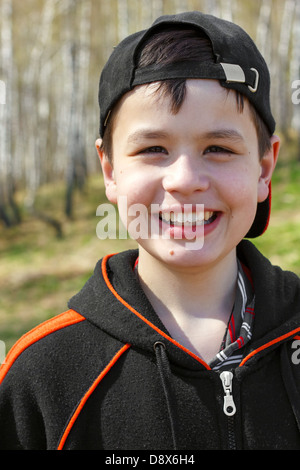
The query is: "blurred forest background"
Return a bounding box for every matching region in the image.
[0,0,300,353]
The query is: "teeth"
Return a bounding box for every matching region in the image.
[177,212,183,223]
[163,212,171,222]
[204,211,214,221]
[160,211,215,225]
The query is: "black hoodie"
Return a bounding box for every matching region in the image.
[0,240,300,450]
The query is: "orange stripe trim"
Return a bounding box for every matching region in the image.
[101,254,211,370]
[57,342,130,450]
[240,326,300,367]
[294,335,300,341]
[0,309,85,385]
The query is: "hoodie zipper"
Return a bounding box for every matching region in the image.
[217,325,300,450]
[220,371,237,450]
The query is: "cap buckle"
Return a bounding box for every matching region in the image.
[220,63,245,83]
[248,68,259,93]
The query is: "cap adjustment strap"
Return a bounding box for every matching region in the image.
[248,68,259,93]
[220,63,259,93]
[220,63,245,83]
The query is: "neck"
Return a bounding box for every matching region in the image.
[137,248,238,362]
[137,248,238,321]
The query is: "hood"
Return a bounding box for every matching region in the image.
[68,240,300,371]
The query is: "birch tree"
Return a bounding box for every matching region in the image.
[65,0,91,218]
[204,0,220,17]
[140,0,154,29]
[117,0,129,42]
[256,0,272,62]
[219,0,234,21]
[21,0,64,236]
[22,0,55,209]
[276,0,296,137]
[0,0,19,227]
[290,1,300,159]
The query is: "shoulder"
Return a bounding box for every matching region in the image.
[0,308,127,388]
[0,310,85,385]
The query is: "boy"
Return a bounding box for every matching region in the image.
[1,11,300,451]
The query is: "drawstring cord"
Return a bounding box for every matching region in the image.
[154,341,178,450]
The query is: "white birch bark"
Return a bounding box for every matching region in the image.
[152,0,164,20]
[256,0,272,61]
[140,0,153,28]
[23,0,56,210]
[65,0,92,217]
[0,0,18,225]
[204,0,220,17]
[276,0,296,134]
[220,0,234,21]
[290,1,300,133]
[117,0,129,41]
[173,0,188,15]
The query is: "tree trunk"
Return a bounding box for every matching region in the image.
[0,0,20,227]
[256,0,272,62]
[64,0,91,218]
[290,0,300,161]
[22,0,63,237]
[276,0,296,138]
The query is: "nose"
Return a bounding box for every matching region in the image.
[162,154,210,196]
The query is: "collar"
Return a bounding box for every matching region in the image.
[209,260,255,370]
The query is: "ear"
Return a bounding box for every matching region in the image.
[257,135,280,203]
[95,138,117,204]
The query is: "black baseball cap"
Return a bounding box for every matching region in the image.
[98,11,276,238]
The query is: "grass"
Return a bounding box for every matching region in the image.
[253,159,300,274]
[0,176,137,353]
[0,158,299,354]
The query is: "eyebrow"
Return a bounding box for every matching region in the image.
[126,128,245,145]
[127,129,169,144]
[201,129,245,143]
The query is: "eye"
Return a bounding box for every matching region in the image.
[139,145,168,155]
[204,145,233,154]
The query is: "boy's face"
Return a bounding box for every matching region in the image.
[97,79,279,271]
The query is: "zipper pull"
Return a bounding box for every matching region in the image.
[220,371,236,416]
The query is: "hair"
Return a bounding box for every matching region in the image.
[101,28,272,163]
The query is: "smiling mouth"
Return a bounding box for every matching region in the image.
[159,211,218,226]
